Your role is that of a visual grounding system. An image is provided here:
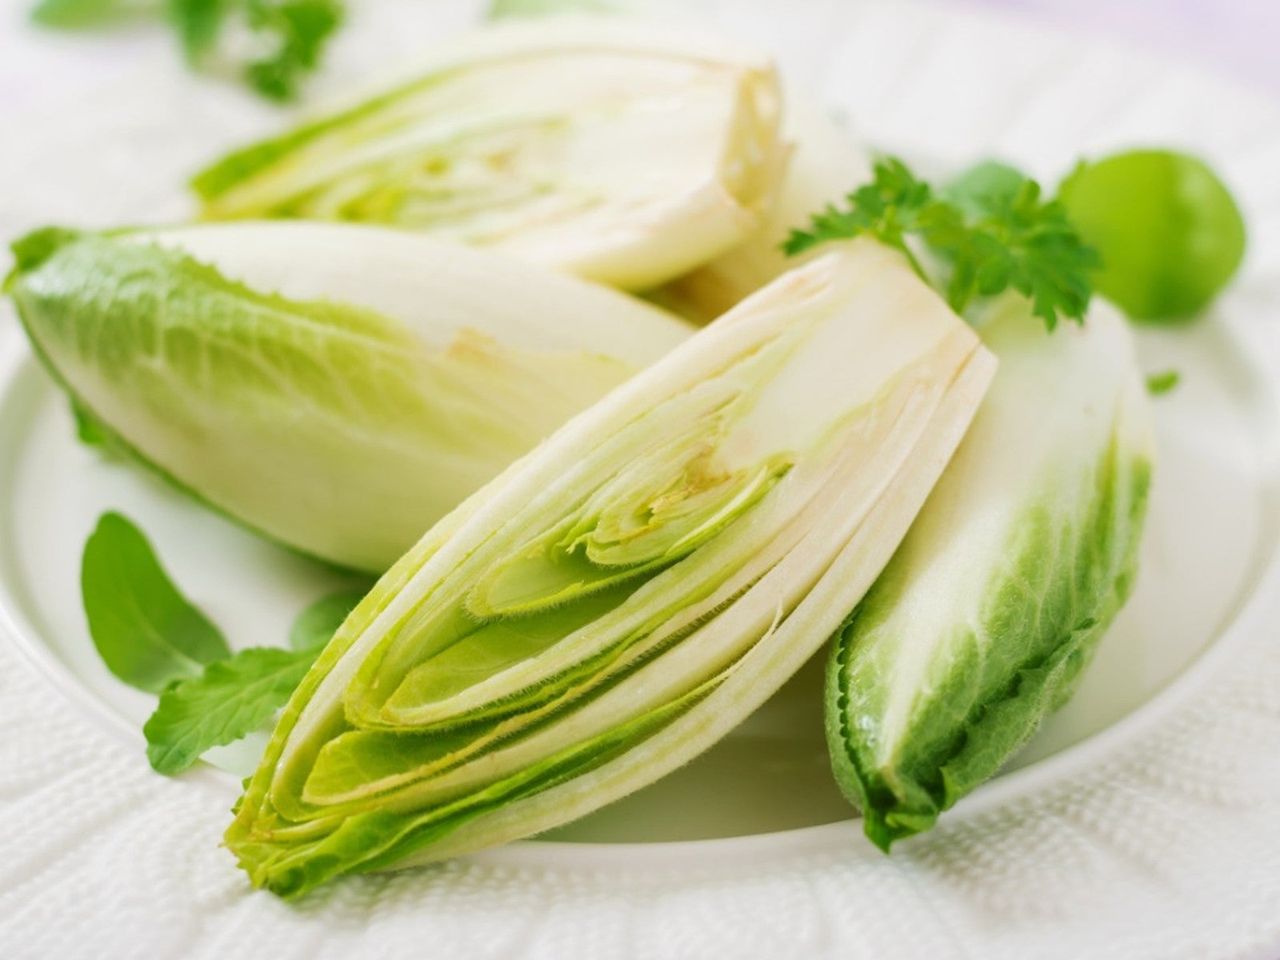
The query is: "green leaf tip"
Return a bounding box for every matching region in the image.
[7,226,82,284]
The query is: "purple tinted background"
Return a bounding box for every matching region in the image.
[963,0,1280,94]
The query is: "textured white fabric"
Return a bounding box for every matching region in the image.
[2,2,1279,957]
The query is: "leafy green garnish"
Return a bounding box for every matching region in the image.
[941,160,1028,217]
[71,400,110,448]
[239,0,344,101]
[141,587,365,775]
[288,585,370,650]
[68,399,137,460]
[79,512,364,772]
[1058,149,1246,322]
[30,0,342,101]
[170,0,222,59]
[144,645,320,774]
[81,512,230,693]
[1146,369,1181,396]
[784,156,1098,330]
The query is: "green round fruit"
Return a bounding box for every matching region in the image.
[1058,149,1246,322]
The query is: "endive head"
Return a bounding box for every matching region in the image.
[658,92,873,321]
[192,18,787,290]
[224,238,995,897]
[825,296,1153,849]
[5,221,693,571]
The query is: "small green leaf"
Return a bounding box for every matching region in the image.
[941,160,1027,217]
[34,0,340,101]
[144,645,319,774]
[68,399,136,459]
[1058,149,1246,322]
[243,0,343,101]
[71,400,109,447]
[1146,369,1181,396]
[81,512,230,692]
[289,585,370,650]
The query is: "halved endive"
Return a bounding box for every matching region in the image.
[5,222,693,572]
[826,297,1153,850]
[190,19,786,290]
[225,238,996,898]
[658,97,872,321]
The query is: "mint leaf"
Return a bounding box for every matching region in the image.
[144,646,318,774]
[289,585,370,650]
[81,512,230,693]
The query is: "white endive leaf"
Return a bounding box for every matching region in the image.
[6,221,692,571]
[192,19,787,291]
[659,93,873,320]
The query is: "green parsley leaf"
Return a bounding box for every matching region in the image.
[784,156,1098,330]
[782,156,931,270]
[33,0,342,101]
[243,0,343,101]
[144,645,319,774]
[169,0,225,61]
[1146,369,1181,396]
[81,512,231,693]
[288,585,370,650]
[940,160,1027,217]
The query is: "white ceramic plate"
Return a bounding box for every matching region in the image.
[2,1,1280,957]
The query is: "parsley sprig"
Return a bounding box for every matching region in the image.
[238,0,344,101]
[32,0,344,101]
[784,157,1099,330]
